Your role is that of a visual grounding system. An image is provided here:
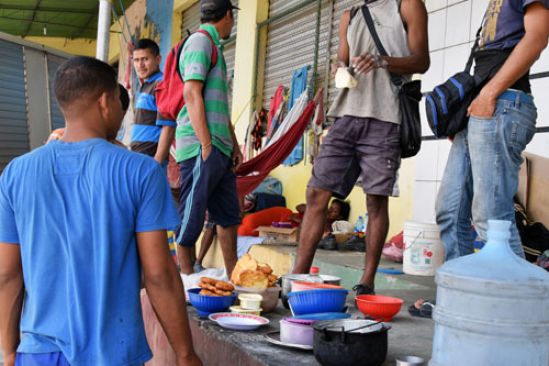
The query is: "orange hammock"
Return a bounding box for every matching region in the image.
[236,100,316,198]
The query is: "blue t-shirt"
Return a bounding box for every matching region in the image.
[0,139,179,366]
[480,0,549,50]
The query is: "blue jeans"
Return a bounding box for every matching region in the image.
[436,89,537,260]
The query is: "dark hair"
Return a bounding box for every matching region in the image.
[201,9,231,23]
[54,56,117,109]
[134,38,160,56]
[332,199,351,221]
[119,84,129,111]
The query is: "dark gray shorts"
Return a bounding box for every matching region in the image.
[308,116,401,198]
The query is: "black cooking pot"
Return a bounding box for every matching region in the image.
[313,319,390,366]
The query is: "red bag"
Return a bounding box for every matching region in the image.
[155,29,218,122]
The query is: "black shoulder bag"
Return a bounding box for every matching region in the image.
[425,28,482,138]
[361,5,423,159]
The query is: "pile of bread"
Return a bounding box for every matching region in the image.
[230,254,279,289]
[198,277,235,296]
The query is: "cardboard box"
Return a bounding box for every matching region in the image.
[257,226,299,243]
[517,152,549,227]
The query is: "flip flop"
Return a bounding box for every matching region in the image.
[408,299,435,319]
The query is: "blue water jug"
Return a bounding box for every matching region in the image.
[430,220,549,366]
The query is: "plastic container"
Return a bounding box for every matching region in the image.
[280,318,315,346]
[354,216,365,233]
[187,288,236,317]
[355,294,404,322]
[305,266,323,283]
[229,306,262,316]
[293,312,351,321]
[403,221,445,276]
[431,220,549,366]
[288,289,348,315]
[238,293,263,310]
[234,285,281,313]
[291,280,343,292]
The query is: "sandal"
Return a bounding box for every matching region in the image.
[408,298,435,319]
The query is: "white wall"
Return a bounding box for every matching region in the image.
[413,0,549,223]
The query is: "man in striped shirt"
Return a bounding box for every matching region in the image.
[130,39,176,165]
[175,0,242,275]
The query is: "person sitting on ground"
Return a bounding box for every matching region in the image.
[0,56,201,366]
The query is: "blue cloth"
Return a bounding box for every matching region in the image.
[0,139,179,365]
[283,66,309,166]
[480,0,549,50]
[16,352,69,366]
[436,90,536,260]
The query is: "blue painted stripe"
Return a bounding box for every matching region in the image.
[156,118,177,127]
[131,124,161,143]
[135,92,158,112]
[176,156,202,244]
[427,95,439,136]
[435,87,448,115]
[449,77,465,100]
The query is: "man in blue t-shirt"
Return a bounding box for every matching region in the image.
[436,1,549,260]
[0,57,201,366]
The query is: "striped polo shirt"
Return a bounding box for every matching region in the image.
[176,23,233,162]
[130,71,176,157]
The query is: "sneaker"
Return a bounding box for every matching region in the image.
[352,283,375,296]
[193,262,205,273]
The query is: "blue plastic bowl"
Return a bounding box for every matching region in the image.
[187,288,236,317]
[287,289,348,315]
[293,312,351,321]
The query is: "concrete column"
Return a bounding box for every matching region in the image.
[96,0,113,61]
[231,0,269,142]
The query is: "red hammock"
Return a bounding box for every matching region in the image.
[236,100,316,198]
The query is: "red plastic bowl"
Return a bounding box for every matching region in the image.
[355,294,404,321]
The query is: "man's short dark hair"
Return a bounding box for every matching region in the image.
[54,56,118,109]
[333,199,351,221]
[134,38,160,56]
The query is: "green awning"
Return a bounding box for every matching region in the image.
[0,0,136,39]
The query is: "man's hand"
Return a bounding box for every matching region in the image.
[232,146,243,170]
[201,143,212,162]
[468,90,497,119]
[351,53,379,75]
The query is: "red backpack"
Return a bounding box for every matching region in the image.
[155,29,218,122]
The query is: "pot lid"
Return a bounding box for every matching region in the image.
[313,319,386,334]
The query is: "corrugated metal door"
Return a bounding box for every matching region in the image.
[0,39,29,173]
[327,0,368,108]
[261,0,332,109]
[47,54,68,130]
[181,2,201,35]
[223,0,239,113]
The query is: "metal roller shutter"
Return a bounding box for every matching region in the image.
[181,2,201,35]
[47,54,68,130]
[0,39,29,173]
[223,0,239,113]
[261,0,332,109]
[327,0,363,109]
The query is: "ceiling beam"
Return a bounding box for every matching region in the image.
[70,1,100,39]
[22,0,43,37]
[0,15,98,33]
[0,4,96,14]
